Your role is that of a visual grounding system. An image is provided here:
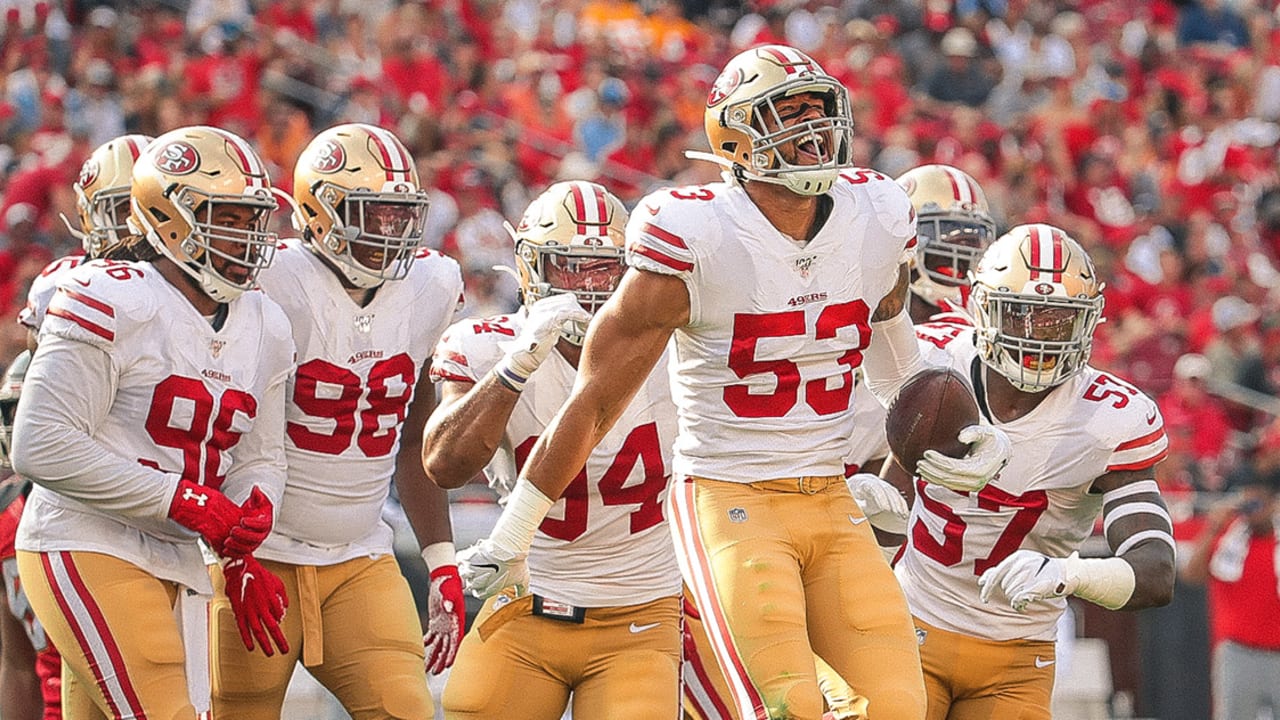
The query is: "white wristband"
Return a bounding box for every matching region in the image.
[1064,552,1135,610]
[489,481,555,557]
[420,541,456,572]
[863,311,926,408]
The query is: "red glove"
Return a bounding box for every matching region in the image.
[222,556,290,657]
[168,479,243,556]
[224,487,274,557]
[423,564,465,675]
[167,480,273,558]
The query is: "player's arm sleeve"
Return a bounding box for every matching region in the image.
[624,196,698,323]
[10,335,180,520]
[219,332,293,508]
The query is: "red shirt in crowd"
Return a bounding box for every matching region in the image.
[1207,528,1280,651]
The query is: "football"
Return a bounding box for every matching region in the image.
[885,367,980,476]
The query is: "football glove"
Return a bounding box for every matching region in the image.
[423,564,465,675]
[457,538,528,599]
[493,294,590,391]
[979,550,1136,612]
[846,473,909,534]
[917,423,1011,493]
[223,487,274,557]
[168,480,271,558]
[222,556,290,657]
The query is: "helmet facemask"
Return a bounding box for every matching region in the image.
[516,242,626,345]
[140,186,279,303]
[732,81,855,195]
[913,215,997,305]
[308,182,430,288]
[77,185,134,258]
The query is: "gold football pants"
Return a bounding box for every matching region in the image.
[443,588,681,719]
[914,618,1054,720]
[670,475,926,720]
[17,550,197,720]
[211,554,431,720]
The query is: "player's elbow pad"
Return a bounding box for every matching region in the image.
[863,311,926,408]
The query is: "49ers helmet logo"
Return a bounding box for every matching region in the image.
[155,141,199,175]
[78,158,100,188]
[707,68,743,107]
[311,140,346,173]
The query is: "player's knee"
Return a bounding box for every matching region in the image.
[378,681,434,720]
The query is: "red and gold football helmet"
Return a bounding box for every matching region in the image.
[129,126,279,302]
[66,134,154,259]
[694,44,854,196]
[896,164,996,307]
[508,181,628,345]
[292,124,430,288]
[970,224,1104,392]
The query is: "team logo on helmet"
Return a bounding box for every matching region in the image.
[1034,282,1055,295]
[311,140,346,174]
[155,141,200,175]
[78,158,100,188]
[707,68,743,107]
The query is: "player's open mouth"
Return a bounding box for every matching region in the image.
[796,136,825,162]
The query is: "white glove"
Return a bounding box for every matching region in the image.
[457,538,529,599]
[847,473,909,534]
[917,423,1011,493]
[978,549,1073,612]
[493,295,590,391]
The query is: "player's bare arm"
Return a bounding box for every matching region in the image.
[421,376,521,490]
[397,368,455,546]
[1091,468,1176,609]
[521,268,688,501]
[871,263,912,322]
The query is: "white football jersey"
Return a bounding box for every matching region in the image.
[895,325,1168,641]
[15,259,294,592]
[431,310,681,606]
[255,240,463,565]
[18,255,85,331]
[626,172,915,481]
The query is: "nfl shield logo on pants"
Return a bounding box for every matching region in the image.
[728,507,748,523]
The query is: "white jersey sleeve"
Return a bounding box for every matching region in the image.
[429,312,521,385]
[13,261,179,518]
[18,255,85,331]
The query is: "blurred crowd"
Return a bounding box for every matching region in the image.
[3,0,1280,518]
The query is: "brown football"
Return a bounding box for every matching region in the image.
[886,367,980,476]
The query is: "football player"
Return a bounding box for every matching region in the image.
[894,164,997,325]
[456,45,1010,720]
[20,133,154,351]
[10,126,293,719]
[422,180,683,719]
[888,224,1175,720]
[211,123,464,719]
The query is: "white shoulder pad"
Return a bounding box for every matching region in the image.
[408,247,465,315]
[624,186,708,279]
[20,254,85,331]
[1076,369,1169,474]
[838,169,917,260]
[42,260,159,352]
[429,313,522,384]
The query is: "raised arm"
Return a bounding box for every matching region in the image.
[421,375,522,491]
